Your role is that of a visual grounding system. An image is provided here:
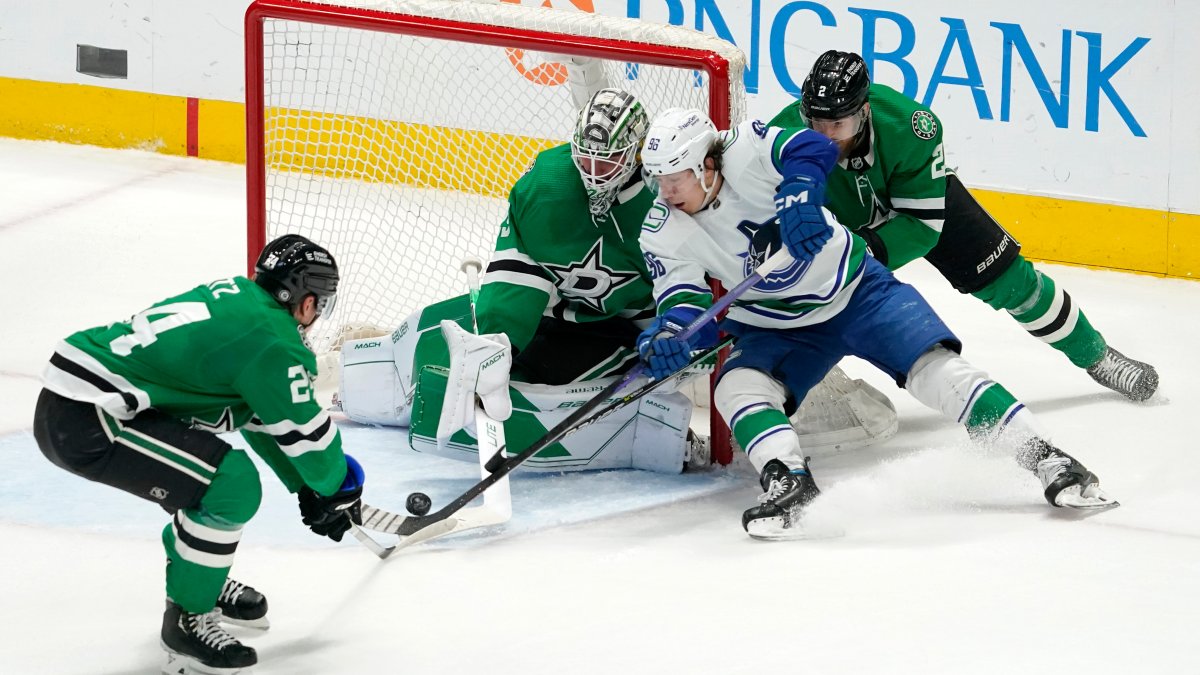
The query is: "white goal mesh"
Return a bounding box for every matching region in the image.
[246,0,746,355]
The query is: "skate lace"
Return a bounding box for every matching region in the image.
[758,476,793,504]
[1035,455,1071,489]
[1091,351,1143,393]
[186,611,239,650]
[218,579,246,606]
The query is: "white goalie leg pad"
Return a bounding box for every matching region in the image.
[716,368,807,474]
[629,390,692,473]
[410,378,692,473]
[904,346,1047,446]
[790,365,898,454]
[337,310,425,426]
[339,336,406,426]
[437,320,513,445]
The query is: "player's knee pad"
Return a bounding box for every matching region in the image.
[716,368,804,473]
[973,255,1039,311]
[197,450,262,525]
[904,346,1046,443]
[714,368,788,422]
[904,345,995,422]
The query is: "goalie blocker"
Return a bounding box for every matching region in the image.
[337,295,700,473]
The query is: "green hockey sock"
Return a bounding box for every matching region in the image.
[973,259,1106,368]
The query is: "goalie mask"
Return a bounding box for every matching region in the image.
[571,88,649,216]
[641,108,720,205]
[254,234,340,318]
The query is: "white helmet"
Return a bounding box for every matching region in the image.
[571,88,649,216]
[641,108,719,182]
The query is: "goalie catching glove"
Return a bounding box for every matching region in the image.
[298,454,364,542]
[636,307,718,380]
[437,320,513,446]
[775,174,831,262]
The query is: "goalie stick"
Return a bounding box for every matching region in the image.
[351,256,511,557]
[356,247,793,555]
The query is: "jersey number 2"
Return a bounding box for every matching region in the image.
[931,143,947,179]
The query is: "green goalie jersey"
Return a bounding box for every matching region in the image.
[41,276,347,496]
[770,82,948,269]
[475,144,658,352]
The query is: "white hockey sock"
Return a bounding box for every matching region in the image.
[716,368,807,474]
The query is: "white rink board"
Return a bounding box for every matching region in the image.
[1,0,1197,214]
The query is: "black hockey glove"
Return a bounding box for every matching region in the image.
[298,454,364,542]
[857,227,888,267]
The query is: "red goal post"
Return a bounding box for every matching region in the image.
[244,0,747,463]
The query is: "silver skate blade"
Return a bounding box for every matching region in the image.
[746,516,845,541]
[161,648,250,675]
[1056,484,1121,511]
[218,615,270,631]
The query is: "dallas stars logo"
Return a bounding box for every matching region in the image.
[911,110,938,140]
[190,407,236,433]
[543,239,640,313]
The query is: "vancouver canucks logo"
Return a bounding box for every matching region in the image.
[737,220,809,292]
[543,239,640,313]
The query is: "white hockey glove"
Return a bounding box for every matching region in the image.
[437,320,513,446]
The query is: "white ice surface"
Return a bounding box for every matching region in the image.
[1,138,1198,674]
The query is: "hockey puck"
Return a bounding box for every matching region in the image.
[405,492,432,517]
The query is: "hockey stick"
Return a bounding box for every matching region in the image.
[355,247,791,554]
[355,336,730,548]
[351,256,512,558]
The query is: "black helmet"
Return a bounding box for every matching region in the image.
[254,234,339,316]
[801,50,871,120]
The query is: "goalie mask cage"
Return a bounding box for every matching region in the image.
[245,0,747,463]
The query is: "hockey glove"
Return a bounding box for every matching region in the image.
[775,175,832,262]
[298,454,364,542]
[636,307,718,381]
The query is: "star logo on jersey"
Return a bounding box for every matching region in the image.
[542,239,640,313]
[190,407,236,433]
[911,110,938,140]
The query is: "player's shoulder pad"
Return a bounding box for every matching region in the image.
[719,119,777,177]
[870,83,943,143]
[640,198,698,257]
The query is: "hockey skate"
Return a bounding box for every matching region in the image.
[1087,345,1158,402]
[742,459,822,540]
[1033,445,1119,511]
[683,429,711,471]
[161,600,257,675]
[216,578,269,630]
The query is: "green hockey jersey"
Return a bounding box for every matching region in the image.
[475,144,658,352]
[770,83,948,269]
[42,276,347,496]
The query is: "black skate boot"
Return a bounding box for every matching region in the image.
[1087,346,1158,401]
[217,578,269,629]
[1022,440,1119,510]
[742,459,821,539]
[161,600,257,674]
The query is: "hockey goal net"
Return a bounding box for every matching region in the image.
[244,0,746,461]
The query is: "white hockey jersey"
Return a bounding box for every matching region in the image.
[639,119,868,329]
